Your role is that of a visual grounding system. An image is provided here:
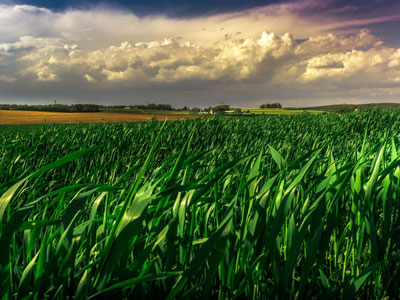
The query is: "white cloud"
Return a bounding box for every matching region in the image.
[12,5,52,14]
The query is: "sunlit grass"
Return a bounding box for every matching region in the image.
[1,111,399,299]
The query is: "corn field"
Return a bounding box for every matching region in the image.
[1,111,400,299]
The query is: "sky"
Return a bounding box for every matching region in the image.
[0,0,400,108]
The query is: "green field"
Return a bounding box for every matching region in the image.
[294,103,400,113]
[1,111,400,299]
[226,108,324,114]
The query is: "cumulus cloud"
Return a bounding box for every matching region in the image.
[0,2,399,106]
[4,29,396,86]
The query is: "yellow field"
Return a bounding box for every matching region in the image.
[0,110,197,125]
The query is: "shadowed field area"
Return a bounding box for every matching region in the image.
[0,110,198,125]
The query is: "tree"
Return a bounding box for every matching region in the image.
[213,105,230,114]
[133,103,174,111]
[271,103,282,108]
[260,103,282,109]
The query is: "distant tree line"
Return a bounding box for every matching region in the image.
[131,103,174,111]
[259,103,282,108]
[213,105,231,113]
[107,103,204,112]
[1,102,277,114]
[0,104,100,112]
[0,103,198,113]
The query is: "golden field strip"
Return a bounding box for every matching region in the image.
[0,110,198,125]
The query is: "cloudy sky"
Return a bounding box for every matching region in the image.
[1,0,400,107]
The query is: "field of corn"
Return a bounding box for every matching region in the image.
[1,110,400,299]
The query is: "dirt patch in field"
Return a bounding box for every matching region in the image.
[0,110,199,125]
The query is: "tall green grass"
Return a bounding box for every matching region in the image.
[1,111,400,299]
